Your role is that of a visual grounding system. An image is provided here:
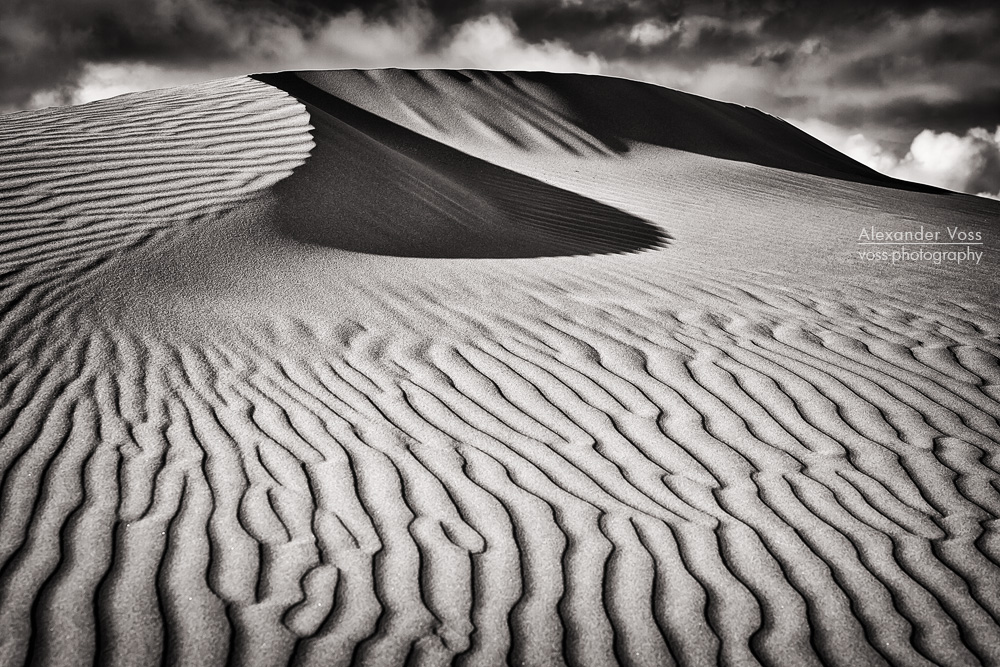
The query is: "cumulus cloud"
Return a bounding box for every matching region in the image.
[628,20,680,48]
[793,118,1000,197]
[444,15,602,72]
[900,127,1000,195]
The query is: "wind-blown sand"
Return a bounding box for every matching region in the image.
[1,69,999,667]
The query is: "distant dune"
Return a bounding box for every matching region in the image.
[1,69,999,667]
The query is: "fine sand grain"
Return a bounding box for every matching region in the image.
[1,69,999,667]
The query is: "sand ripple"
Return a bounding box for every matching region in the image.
[1,70,999,667]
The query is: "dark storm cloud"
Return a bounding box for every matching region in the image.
[829,93,1000,140]
[1,0,243,106]
[3,0,998,105]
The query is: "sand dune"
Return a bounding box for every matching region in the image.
[1,70,999,667]
[251,72,666,258]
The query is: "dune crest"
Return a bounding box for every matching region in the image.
[291,69,942,193]
[252,72,667,259]
[1,69,999,667]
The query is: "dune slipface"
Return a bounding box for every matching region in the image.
[1,70,999,667]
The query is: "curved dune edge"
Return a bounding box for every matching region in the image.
[1,71,1000,667]
[288,68,943,193]
[0,76,313,289]
[253,72,668,259]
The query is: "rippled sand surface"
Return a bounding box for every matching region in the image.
[1,70,999,667]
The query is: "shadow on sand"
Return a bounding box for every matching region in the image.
[509,71,945,194]
[253,72,669,259]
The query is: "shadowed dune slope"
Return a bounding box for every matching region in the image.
[252,72,667,258]
[1,71,1000,667]
[290,68,943,193]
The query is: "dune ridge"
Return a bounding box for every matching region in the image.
[290,69,941,192]
[0,76,312,289]
[1,70,999,667]
[252,71,667,258]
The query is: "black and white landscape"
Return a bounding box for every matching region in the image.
[1,2,1000,666]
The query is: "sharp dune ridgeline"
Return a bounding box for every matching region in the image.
[1,69,999,667]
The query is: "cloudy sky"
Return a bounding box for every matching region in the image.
[2,0,998,196]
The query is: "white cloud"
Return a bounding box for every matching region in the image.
[899,127,1000,195]
[791,119,902,175]
[628,20,680,48]
[443,15,603,73]
[69,63,224,105]
[626,15,764,51]
[792,118,1000,197]
[294,8,434,67]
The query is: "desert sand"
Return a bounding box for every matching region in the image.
[1,69,999,667]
